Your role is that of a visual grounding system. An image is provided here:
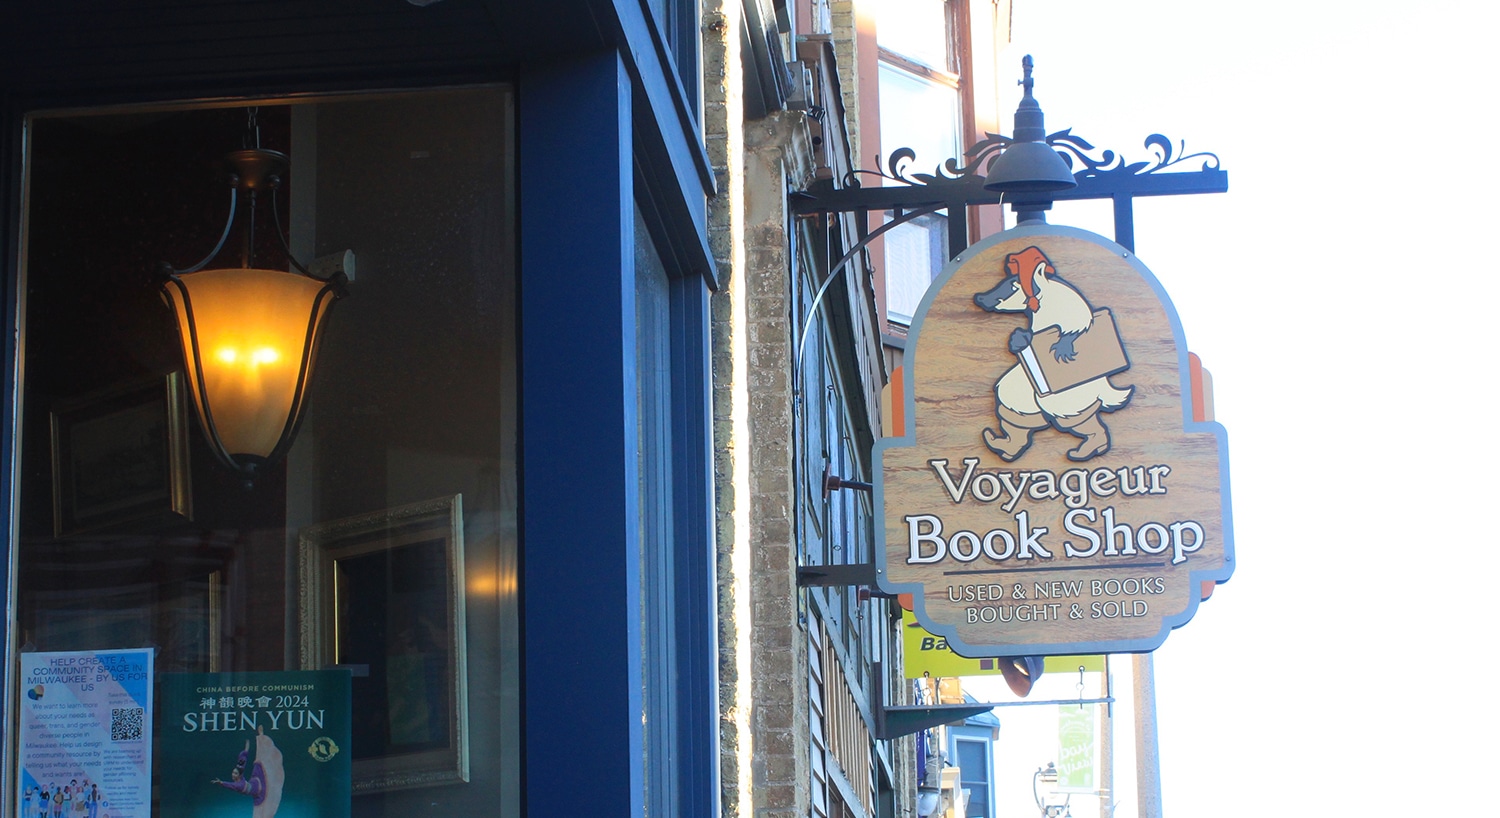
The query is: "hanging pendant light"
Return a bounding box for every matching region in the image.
[159,110,349,481]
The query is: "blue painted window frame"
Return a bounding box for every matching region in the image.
[949,728,996,818]
[519,50,716,818]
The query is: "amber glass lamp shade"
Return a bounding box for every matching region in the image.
[161,266,342,475]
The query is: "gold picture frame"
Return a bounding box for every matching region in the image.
[298,494,469,794]
[25,566,222,673]
[50,371,192,536]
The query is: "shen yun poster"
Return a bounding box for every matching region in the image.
[157,670,351,818]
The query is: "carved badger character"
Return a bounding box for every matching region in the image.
[972,245,1133,462]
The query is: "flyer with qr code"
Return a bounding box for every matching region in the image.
[16,648,155,818]
[155,670,351,818]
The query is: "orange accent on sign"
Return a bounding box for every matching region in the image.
[1189,352,1206,423]
[1201,580,1214,600]
[891,366,906,437]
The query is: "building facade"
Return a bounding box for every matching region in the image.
[0,1,958,817]
[2,3,719,816]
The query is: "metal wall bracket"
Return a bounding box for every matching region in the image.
[822,462,872,496]
[796,562,877,588]
[868,669,1117,739]
[870,660,991,740]
[797,563,898,601]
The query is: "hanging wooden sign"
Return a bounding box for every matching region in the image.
[876,224,1233,656]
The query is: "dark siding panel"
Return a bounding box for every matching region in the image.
[3,1,605,99]
[10,2,500,90]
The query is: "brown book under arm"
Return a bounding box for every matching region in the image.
[1016,308,1130,395]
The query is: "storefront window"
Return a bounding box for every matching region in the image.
[877,1,962,325]
[635,203,680,817]
[13,87,518,817]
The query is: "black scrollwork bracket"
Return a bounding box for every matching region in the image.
[793,129,1226,254]
[1049,129,1221,181]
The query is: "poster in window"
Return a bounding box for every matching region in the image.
[156,670,351,818]
[17,649,155,818]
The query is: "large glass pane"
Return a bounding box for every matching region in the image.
[635,205,679,816]
[884,212,948,324]
[875,0,950,70]
[879,60,960,325]
[956,739,991,818]
[878,63,961,176]
[14,87,518,818]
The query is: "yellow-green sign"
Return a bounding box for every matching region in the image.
[901,609,1103,679]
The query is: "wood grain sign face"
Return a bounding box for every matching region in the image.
[876,225,1233,656]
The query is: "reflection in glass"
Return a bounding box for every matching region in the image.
[884,212,949,324]
[875,0,951,69]
[15,88,518,815]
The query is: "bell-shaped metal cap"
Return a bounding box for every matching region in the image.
[984,55,1078,197]
[983,141,1077,195]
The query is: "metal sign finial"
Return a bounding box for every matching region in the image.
[1013,56,1046,143]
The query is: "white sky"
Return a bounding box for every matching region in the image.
[976,2,1500,816]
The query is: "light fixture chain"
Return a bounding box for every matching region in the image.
[246,106,262,150]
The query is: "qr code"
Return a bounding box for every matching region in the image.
[110,707,144,741]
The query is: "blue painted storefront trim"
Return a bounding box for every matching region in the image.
[669,273,719,814]
[606,0,718,289]
[519,52,645,815]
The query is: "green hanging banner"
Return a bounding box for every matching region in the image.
[1056,704,1098,793]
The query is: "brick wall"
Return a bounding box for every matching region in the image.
[701,3,753,816]
[744,111,813,817]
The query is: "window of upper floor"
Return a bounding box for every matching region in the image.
[875,0,966,327]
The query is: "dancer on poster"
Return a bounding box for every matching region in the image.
[211,727,286,818]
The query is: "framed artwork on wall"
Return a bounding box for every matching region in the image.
[298,494,469,794]
[50,371,192,536]
[25,568,222,673]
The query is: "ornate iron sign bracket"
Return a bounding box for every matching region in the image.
[792,129,1226,254]
[789,128,1227,377]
